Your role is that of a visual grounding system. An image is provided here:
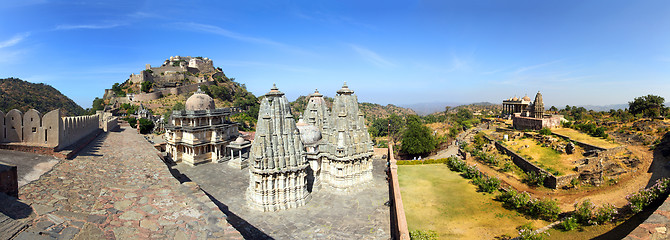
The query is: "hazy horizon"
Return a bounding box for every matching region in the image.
[1,1,669,109]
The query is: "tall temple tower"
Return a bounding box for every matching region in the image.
[321,82,374,191]
[532,91,545,118]
[247,84,311,211]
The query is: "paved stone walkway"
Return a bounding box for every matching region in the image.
[174,157,391,239]
[14,126,242,239]
[0,149,59,188]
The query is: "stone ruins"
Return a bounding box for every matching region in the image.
[164,89,242,166]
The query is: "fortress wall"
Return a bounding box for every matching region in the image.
[151,65,184,75]
[5,109,23,142]
[58,114,100,150]
[42,109,61,147]
[132,91,162,102]
[130,73,145,84]
[22,109,42,144]
[551,132,609,151]
[513,116,543,130]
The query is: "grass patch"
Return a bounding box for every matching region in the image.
[508,139,576,175]
[398,165,546,239]
[552,128,620,149]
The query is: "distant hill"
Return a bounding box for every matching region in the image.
[400,102,463,116]
[289,95,416,122]
[576,104,628,112]
[0,77,86,116]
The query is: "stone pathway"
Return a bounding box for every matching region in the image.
[0,149,59,188]
[174,157,391,239]
[14,126,242,239]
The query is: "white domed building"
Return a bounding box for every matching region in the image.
[165,89,241,166]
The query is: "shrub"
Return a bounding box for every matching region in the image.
[539,128,552,135]
[593,204,617,224]
[409,230,438,240]
[530,198,561,221]
[517,224,548,240]
[474,176,501,193]
[626,178,670,213]
[501,161,514,172]
[463,165,482,179]
[574,200,595,225]
[523,171,548,187]
[124,117,137,128]
[559,217,579,231]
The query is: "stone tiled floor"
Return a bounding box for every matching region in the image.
[174,158,391,239]
[13,126,242,239]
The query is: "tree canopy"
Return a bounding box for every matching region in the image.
[401,115,436,156]
[629,94,666,118]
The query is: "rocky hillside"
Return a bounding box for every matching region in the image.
[0,77,86,116]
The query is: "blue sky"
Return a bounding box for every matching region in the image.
[1,0,669,109]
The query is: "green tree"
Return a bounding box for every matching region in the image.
[138,118,155,134]
[629,94,666,118]
[401,115,436,156]
[141,81,153,93]
[90,97,105,112]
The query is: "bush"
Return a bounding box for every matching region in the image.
[593,204,617,224]
[530,198,561,221]
[474,176,501,193]
[523,171,548,187]
[501,161,514,172]
[138,118,155,134]
[627,178,670,213]
[517,224,548,240]
[409,230,438,240]
[463,165,482,179]
[574,200,595,225]
[559,217,579,231]
[539,128,552,135]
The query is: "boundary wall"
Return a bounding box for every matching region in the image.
[123,81,216,103]
[551,132,608,151]
[387,143,410,240]
[0,109,115,151]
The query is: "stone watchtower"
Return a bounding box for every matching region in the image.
[247,84,311,211]
[532,91,545,118]
[321,82,374,191]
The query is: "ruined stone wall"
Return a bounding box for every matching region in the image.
[131,91,162,102]
[484,134,570,188]
[552,132,609,151]
[513,115,543,130]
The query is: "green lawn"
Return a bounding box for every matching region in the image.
[552,127,620,149]
[398,164,547,239]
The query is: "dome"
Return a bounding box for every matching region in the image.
[296,119,322,145]
[522,95,531,101]
[234,136,246,144]
[185,89,215,111]
[512,96,519,101]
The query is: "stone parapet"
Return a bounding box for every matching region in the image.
[0,163,18,198]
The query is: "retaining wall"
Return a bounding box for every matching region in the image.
[551,132,608,151]
[387,143,410,240]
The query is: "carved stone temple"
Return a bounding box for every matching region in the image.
[320,83,374,190]
[246,84,311,211]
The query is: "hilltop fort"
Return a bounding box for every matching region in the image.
[103,56,223,104]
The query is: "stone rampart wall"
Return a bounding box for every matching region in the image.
[0,109,102,151]
[513,116,544,130]
[131,91,162,102]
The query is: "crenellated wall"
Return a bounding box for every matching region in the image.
[0,109,108,151]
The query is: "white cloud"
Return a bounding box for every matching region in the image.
[350,44,395,68]
[513,59,562,74]
[0,33,29,49]
[55,23,123,30]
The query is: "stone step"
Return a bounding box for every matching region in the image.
[0,213,27,240]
